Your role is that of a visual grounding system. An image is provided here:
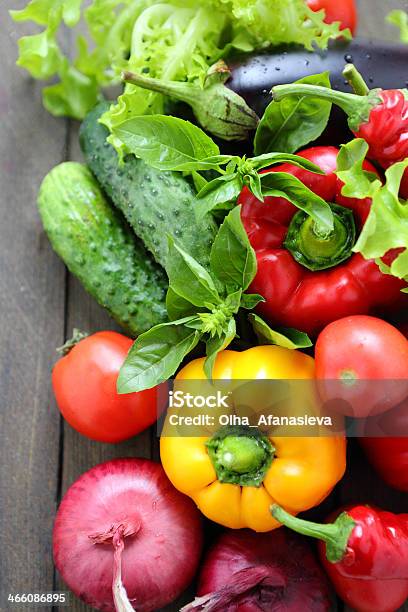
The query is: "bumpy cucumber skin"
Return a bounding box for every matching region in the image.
[38,162,167,336]
[80,102,217,271]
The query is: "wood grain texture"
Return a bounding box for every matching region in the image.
[0,1,407,611]
[0,2,67,610]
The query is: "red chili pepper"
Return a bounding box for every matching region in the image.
[272,505,408,612]
[273,65,408,198]
[307,0,357,34]
[239,146,407,336]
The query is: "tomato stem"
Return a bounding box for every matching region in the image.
[56,328,89,355]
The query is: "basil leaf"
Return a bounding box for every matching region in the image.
[112,115,220,172]
[261,171,334,232]
[240,293,265,309]
[192,171,208,192]
[204,318,236,380]
[201,155,237,167]
[197,173,240,199]
[247,173,263,202]
[336,139,382,199]
[196,175,242,218]
[166,287,197,321]
[254,72,332,155]
[250,152,324,174]
[185,317,206,331]
[210,206,257,291]
[225,289,243,314]
[167,239,220,307]
[117,320,201,393]
[249,314,312,349]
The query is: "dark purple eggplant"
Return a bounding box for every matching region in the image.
[228,38,408,147]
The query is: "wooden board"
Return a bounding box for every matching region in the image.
[0,1,67,608]
[0,1,407,611]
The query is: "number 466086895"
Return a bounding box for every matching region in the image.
[6,592,68,606]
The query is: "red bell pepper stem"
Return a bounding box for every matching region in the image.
[343,63,370,96]
[272,82,382,131]
[271,505,355,563]
[284,202,356,271]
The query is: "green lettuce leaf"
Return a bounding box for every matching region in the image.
[387,10,408,44]
[354,161,408,286]
[223,0,348,51]
[336,140,408,288]
[11,0,346,121]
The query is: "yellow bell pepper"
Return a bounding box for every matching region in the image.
[160,346,346,532]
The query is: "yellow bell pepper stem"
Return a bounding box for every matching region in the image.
[206,425,275,487]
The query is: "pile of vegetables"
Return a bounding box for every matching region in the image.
[11,0,408,610]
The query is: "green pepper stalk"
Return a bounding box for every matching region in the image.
[272,69,383,132]
[284,203,356,271]
[206,426,274,487]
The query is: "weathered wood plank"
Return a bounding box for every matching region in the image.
[357,0,407,41]
[0,3,68,610]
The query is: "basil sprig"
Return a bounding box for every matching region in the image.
[112,113,334,233]
[117,207,258,392]
[118,207,311,393]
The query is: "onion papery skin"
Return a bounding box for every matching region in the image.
[53,458,203,612]
[191,529,333,611]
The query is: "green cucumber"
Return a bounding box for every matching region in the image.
[79,102,217,271]
[38,162,167,336]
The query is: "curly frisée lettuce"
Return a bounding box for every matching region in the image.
[336,140,408,290]
[11,0,347,123]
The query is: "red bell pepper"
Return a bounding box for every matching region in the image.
[239,146,407,336]
[272,505,408,612]
[273,65,408,198]
[307,0,357,34]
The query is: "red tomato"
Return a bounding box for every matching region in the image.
[53,331,159,443]
[315,316,408,417]
[307,0,358,34]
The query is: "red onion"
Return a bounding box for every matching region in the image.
[182,528,333,611]
[53,458,203,611]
